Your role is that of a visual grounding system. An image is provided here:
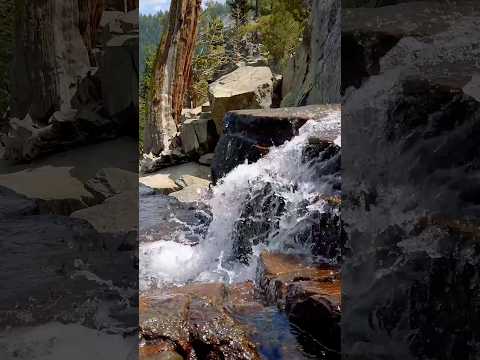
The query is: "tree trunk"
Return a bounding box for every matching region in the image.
[11,0,90,123]
[144,0,202,156]
[78,0,105,66]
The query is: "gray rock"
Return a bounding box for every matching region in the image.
[282,0,340,106]
[169,175,211,203]
[140,162,211,194]
[180,117,218,157]
[208,66,274,134]
[198,153,215,166]
[85,167,138,202]
[72,191,138,233]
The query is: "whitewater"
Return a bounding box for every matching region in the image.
[140,113,341,291]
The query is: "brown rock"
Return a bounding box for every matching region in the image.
[256,252,338,308]
[140,284,260,360]
[256,252,341,350]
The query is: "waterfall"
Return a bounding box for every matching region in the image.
[140,113,341,291]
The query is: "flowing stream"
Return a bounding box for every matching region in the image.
[140,114,341,359]
[140,114,341,290]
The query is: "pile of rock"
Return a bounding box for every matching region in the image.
[140,63,279,174]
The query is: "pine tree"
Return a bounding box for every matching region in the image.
[228,0,249,26]
[191,15,227,106]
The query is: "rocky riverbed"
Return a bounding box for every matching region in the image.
[139,105,341,359]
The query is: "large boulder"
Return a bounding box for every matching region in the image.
[211,104,340,183]
[208,66,274,134]
[282,0,340,106]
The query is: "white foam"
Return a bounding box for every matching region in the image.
[140,114,341,288]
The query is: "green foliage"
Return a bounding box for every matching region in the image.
[0,1,14,116]
[227,0,249,26]
[189,2,230,107]
[139,11,168,81]
[139,47,157,153]
[243,0,308,68]
[192,14,227,106]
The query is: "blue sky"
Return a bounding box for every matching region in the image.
[140,0,226,15]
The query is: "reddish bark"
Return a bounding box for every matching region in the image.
[144,0,202,155]
[78,0,105,65]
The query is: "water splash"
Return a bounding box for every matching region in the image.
[140,114,341,290]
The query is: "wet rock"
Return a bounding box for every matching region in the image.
[286,280,341,350]
[256,252,338,307]
[256,252,341,350]
[282,0,340,106]
[231,182,286,264]
[211,104,340,183]
[140,284,260,360]
[208,66,274,134]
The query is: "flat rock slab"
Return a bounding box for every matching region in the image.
[169,175,210,203]
[71,191,138,233]
[0,166,97,214]
[139,163,211,194]
[0,137,137,215]
[225,104,340,143]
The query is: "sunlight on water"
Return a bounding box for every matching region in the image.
[140,114,341,290]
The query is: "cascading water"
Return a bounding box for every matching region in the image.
[140,113,341,292]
